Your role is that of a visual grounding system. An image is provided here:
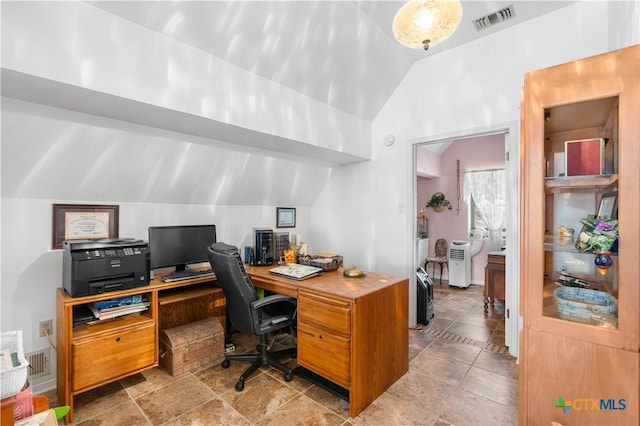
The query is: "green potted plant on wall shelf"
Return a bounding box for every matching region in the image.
[426,192,452,213]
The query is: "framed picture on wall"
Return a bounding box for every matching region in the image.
[276,207,296,228]
[52,204,119,249]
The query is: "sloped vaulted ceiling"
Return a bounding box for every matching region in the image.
[89,1,577,122]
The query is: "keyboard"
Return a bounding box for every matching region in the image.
[161,269,215,282]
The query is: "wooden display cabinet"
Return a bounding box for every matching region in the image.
[520,45,639,425]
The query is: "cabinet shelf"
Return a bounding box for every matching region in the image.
[158,284,220,305]
[544,174,618,193]
[73,312,154,339]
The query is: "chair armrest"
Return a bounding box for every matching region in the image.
[251,294,296,310]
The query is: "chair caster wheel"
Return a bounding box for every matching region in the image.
[222,359,230,369]
[235,380,245,391]
[284,372,293,382]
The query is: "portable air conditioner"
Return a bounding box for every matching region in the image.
[449,241,471,288]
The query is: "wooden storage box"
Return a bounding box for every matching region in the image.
[159,317,224,376]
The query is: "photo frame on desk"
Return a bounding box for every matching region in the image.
[52,204,119,249]
[597,192,618,220]
[276,207,296,228]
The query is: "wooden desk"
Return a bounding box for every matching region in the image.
[484,251,506,314]
[247,266,409,418]
[56,276,225,423]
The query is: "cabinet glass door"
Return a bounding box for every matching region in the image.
[542,97,619,329]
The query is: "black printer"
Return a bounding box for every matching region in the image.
[63,238,150,297]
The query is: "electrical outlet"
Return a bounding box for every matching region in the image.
[39,320,53,337]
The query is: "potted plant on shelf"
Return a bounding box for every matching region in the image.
[426,192,452,213]
[576,216,618,276]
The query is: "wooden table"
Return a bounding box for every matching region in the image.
[484,251,506,314]
[247,266,409,418]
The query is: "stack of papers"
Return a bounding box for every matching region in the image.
[269,264,323,280]
[89,297,150,320]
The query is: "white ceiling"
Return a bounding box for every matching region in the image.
[89,1,577,122]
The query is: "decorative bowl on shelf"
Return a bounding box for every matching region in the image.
[553,287,617,323]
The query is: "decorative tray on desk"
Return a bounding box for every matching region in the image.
[298,254,343,271]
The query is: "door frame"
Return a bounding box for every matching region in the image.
[408,121,520,357]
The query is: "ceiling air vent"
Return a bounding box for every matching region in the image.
[473,4,516,31]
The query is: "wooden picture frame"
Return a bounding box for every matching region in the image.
[597,192,618,220]
[276,207,296,228]
[52,204,119,249]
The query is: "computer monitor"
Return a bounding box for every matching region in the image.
[148,225,217,271]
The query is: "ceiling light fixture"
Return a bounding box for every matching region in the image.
[392,0,463,51]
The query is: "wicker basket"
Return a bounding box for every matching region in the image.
[1,330,29,399]
[553,287,617,323]
[298,254,343,272]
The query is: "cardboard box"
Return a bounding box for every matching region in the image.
[160,317,225,376]
[14,409,56,426]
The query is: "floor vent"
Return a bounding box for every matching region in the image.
[422,327,510,355]
[26,347,50,379]
[473,4,516,31]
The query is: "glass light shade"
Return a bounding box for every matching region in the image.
[393,0,463,50]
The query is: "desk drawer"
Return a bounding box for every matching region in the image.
[72,323,156,391]
[297,322,350,388]
[298,291,351,336]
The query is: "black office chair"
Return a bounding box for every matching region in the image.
[207,242,297,391]
[425,238,449,284]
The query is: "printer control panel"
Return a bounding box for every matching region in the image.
[86,247,144,259]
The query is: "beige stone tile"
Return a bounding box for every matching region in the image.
[459,366,518,407]
[447,321,493,342]
[256,393,345,425]
[425,337,482,365]
[385,369,457,415]
[165,396,251,426]
[302,384,351,420]
[219,371,299,423]
[432,306,466,322]
[353,391,438,425]
[120,367,182,398]
[71,400,151,426]
[71,381,131,424]
[409,327,438,360]
[457,309,504,330]
[134,375,215,424]
[194,359,265,394]
[474,349,519,380]
[264,364,314,393]
[424,316,453,331]
[410,351,471,387]
[438,388,517,425]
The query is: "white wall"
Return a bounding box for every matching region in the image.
[317,1,618,278]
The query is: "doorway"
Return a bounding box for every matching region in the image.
[410,123,520,357]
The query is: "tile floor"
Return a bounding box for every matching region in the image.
[44,283,518,425]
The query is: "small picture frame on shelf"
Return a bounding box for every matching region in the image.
[276,207,296,228]
[597,192,618,220]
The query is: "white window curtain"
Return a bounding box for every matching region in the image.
[464,169,506,252]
